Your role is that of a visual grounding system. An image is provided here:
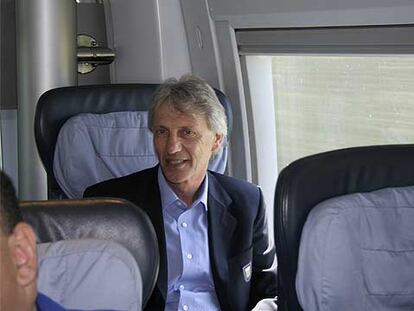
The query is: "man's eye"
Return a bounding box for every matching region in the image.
[182,129,194,136]
[155,128,167,135]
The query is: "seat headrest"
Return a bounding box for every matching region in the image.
[296,186,414,310]
[38,239,142,311]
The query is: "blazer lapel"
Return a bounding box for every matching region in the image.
[207,173,237,308]
[133,166,168,300]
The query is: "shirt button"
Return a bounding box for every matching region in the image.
[186,253,193,260]
[179,284,185,290]
[182,304,189,311]
[181,222,188,228]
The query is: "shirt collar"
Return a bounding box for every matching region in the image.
[157,167,208,211]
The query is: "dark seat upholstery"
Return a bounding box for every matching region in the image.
[34,84,233,199]
[274,144,414,311]
[20,197,159,307]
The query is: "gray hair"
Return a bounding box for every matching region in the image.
[148,74,227,137]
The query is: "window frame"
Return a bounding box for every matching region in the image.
[236,25,414,55]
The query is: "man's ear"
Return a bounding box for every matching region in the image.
[211,133,224,154]
[9,223,38,287]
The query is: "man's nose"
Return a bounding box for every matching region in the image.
[166,133,182,154]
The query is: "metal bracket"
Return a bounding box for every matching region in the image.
[77,34,115,74]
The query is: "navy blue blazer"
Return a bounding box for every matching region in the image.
[84,166,277,310]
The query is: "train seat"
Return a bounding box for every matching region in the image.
[20,197,159,309]
[35,84,232,199]
[296,185,414,310]
[274,144,414,311]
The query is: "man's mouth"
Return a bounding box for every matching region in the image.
[166,159,187,166]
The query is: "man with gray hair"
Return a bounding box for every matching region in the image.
[85,74,277,310]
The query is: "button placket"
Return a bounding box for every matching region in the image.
[178,212,193,275]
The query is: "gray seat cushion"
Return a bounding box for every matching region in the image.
[296,186,414,311]
[37,239,142,311]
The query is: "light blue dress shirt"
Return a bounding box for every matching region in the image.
[158,168,220,311]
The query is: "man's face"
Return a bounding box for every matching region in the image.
[153,104,223,191]
[0,229,19,310]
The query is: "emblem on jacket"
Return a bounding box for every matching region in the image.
[242,262,252,282]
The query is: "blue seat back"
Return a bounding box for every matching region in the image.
[296,185,414,310]
[37,239,143,311]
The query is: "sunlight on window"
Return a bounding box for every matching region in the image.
[272,55,414,170]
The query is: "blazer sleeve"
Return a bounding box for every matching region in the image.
[83,180,121,199]
[249,187,278,309]
[83,176,125,198]
[83,183,107,198]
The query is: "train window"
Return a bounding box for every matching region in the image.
[238,26,414,172]
[271,54,414,170]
